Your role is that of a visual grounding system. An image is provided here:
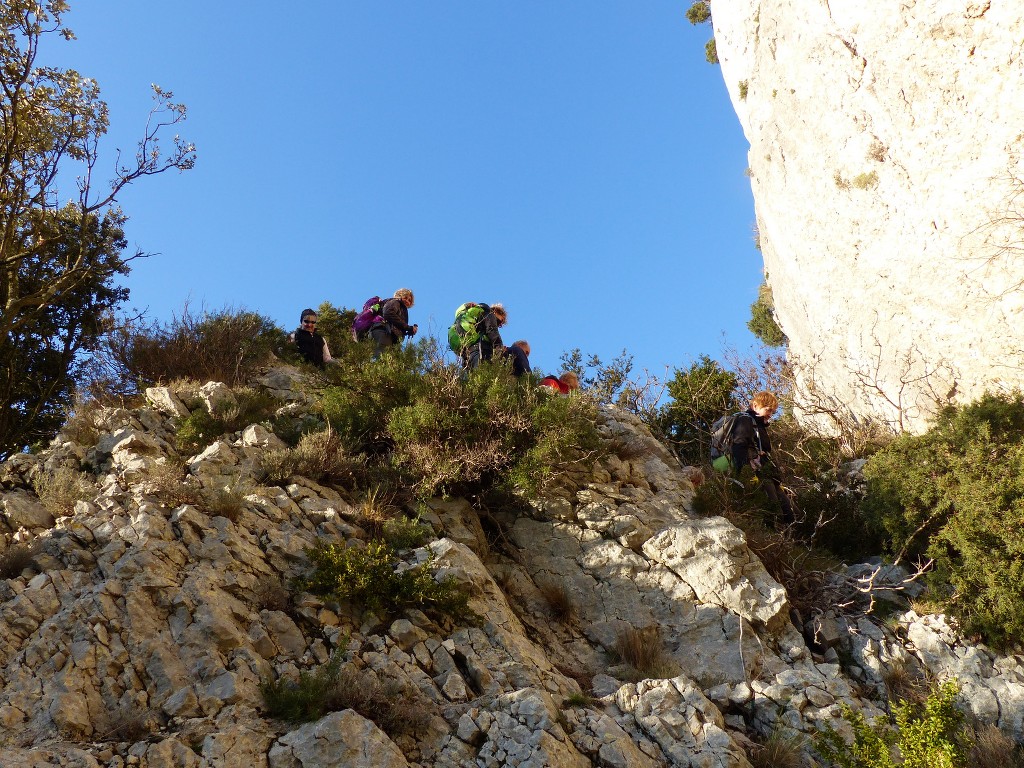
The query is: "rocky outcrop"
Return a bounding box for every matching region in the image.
[713,0,1024,432]
[0,369,1021,766]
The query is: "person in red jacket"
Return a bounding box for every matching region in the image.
[539,372,579,394]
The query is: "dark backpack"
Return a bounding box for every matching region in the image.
[709,412,752,460]
[447,302,489,354]
[351,295,384,340]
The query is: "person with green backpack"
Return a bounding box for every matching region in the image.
[448,302,507,370]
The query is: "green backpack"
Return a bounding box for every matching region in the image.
[447,302,489,354]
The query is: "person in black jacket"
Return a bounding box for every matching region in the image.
[370,288,418,360]
[504,340,531,377]
[729,390,794,524]
[289,308,332,368]
[466,303,507,370]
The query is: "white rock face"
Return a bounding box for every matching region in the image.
[714,0,1024,432]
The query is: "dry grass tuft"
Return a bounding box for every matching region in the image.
[327,667,436,739]
[0,540,41,579]
[747,728,805,768]
[882,660,929,707]
[143,460,203,508]
[613,626,679,680]
[32,465,93,517]
[970,723,1024,768]
[539,581,577,622]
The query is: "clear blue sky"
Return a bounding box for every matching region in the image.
[46,2,762,381]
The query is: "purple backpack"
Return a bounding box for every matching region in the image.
[351,295,385,340]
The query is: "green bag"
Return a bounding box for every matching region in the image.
[712,454,732,473]
[447,302,488,354]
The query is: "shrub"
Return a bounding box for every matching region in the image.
[259,428,358,486]
[388,362,600,498]
[853,171,879,190]
[686,1,711,25]
[90,306,283,394]
[658,355,739,465]
[32,465,93,517]
[705,38,718,64]
[318,342,425,451]
[816,680,970,768]
[327,666,435,739]
[176,387,281,454]
[861,392,1024,647]
[0,540,40,579]
[738,80,749,100]
[262,651,346,723]
[296,539,472,621]
[747,283,787,348]
[142,461,204,508]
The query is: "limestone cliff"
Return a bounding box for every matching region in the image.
[713,0,1024,431]
[0,371,1021,766]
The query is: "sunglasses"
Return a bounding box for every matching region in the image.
[302,320,317,326]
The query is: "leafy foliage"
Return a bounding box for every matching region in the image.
[747,282,787,347]
[388,362,600,498]
[91,307,283,393]
[861,391,1024,647]
[0,1,193,454]
[261,648,347,723]
[175,387,281,453]
[0,208,129,459]
[296,539,472,621]
[816,680,970,768]
[658,355,739,464]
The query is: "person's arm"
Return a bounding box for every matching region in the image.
[322,337,333,364]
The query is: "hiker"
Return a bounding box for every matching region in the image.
[505,340,532,377]
[370,288,418,360]
[465,303,507,370]
[727,390,794,525]
[539,372,579,394]
[289,308,332,368]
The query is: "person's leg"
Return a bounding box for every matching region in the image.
[760,475,795,525]
[467,343,482,370]
[370,327,393,361]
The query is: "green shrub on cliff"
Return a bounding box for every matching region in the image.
[861,391,1024,647]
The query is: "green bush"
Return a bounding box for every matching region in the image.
[816,680,970,768]
[388,362,599,498]
[175,387,281,453]
[262,649,346,723]
[296,539,472,621]
[318,342,426,451]
[92,306,283,393]
[259,428,359,486]
[658,355,739,465]
[861,391,1024,647]
[748,283,787,348]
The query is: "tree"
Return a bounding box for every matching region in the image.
[747,282,788,347]
[658,355,738,464]
[0,1,195,339]
[0,206,128,458]
[0,1,194,455]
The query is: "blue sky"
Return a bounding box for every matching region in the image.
[46,2,762,381]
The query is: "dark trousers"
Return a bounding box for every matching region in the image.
[371,327,397,360]
[466,342,493,371]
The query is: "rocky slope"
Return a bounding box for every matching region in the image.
[713,0,1024,432]
[1,369,1022,767]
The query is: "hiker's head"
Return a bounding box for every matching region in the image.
[513,340,530,356]
[300,309,318,328]
[559,372,580,391]
[751,390,779,418]
[492,304,508,326]
[395,288,414,308]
